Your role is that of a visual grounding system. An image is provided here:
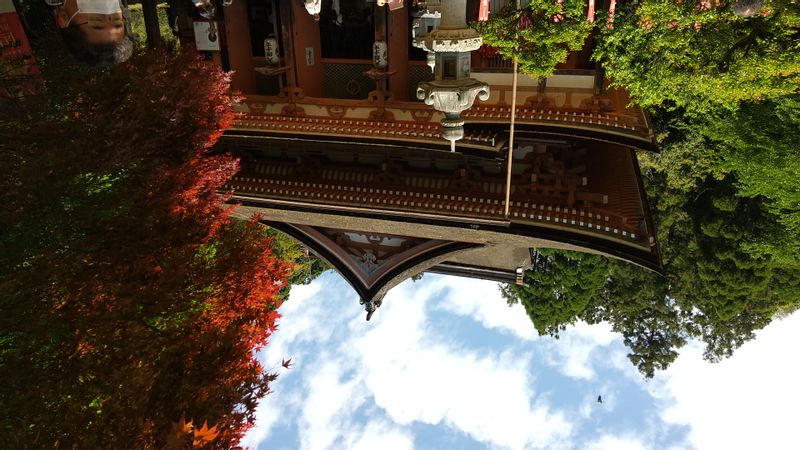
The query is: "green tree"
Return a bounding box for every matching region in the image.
[502,249,608,336]
[263,226,329,288]
[704,95,800,240]
[586,261,687,378]
[473,0,593,78]
[594,0,800,114]
[668,179,797,361]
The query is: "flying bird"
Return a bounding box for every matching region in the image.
[281,358,292,369]
[597,395,603,404]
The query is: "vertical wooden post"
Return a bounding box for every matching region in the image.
[172,0,195,48]
[374,3,388,97]
[387,4,408,100]
[279,0,296,89]
[504,59,518,219]
[466,0,480,21]
[288,0,322,97]
[223,0,257,93]
[504,0,521,219]
[141,0,162,49]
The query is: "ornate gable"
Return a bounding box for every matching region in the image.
[271,224,476,320]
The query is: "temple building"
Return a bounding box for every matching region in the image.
[187,0,660,319]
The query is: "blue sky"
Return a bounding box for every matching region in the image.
[243,271,800,450]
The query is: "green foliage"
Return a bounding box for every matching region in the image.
[501,249,608,336]
[641,96,800,268]
[639,90,800,365]
[127,2,178,49]
[589,261,685,379]
[594,0,800,114]
[473,0,593,78]
[262,226,329,288]
[704,95,800,237]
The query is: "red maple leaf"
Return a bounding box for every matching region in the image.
[281,358,292,369]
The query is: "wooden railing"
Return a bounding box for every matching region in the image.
[226,159,648,242]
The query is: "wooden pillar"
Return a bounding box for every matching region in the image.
[141,0,162,49]
[466,0,480,22]
[223,0,256,93]
[289,0,323,97]
[387,4,409,101]
[172,0,195,48]
[278,0,296,88]
[593,62,606,94]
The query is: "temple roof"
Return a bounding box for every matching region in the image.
[221,132,661,318]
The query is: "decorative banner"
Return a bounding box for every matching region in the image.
[385,0,403,11]
[0,0,44,98]
[193,21,221,51]
[478,0,490,22]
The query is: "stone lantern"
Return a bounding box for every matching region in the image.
[732,0,763,17]
[411,2,441,72]
[414,0,489,151]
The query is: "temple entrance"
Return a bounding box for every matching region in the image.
[317,0,376,99]
[247,0,282,95]
[318,0,375,60]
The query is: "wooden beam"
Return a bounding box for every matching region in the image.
[278,0,297,88]
[141,0,161,49]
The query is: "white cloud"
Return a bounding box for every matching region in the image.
[299,360,368,450]
[242,281,330,449]
[246,271,800,450]
[540,321,623,381]
[428,275,538,340]
[653,312,800,450]
[585,434,648,450]
[259,281,329,367]
[354,279,573,450]
[250,273,577,450]
[344,420,416,450]
[239,392,284,450]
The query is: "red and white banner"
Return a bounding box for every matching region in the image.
[385,0,403,11]
[0,0,44,97]
[478,0,491,22]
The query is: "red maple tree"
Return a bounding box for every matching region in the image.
[0,50,290,449]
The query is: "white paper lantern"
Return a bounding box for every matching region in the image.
[263,38,280,65]
[373,41,388,69]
